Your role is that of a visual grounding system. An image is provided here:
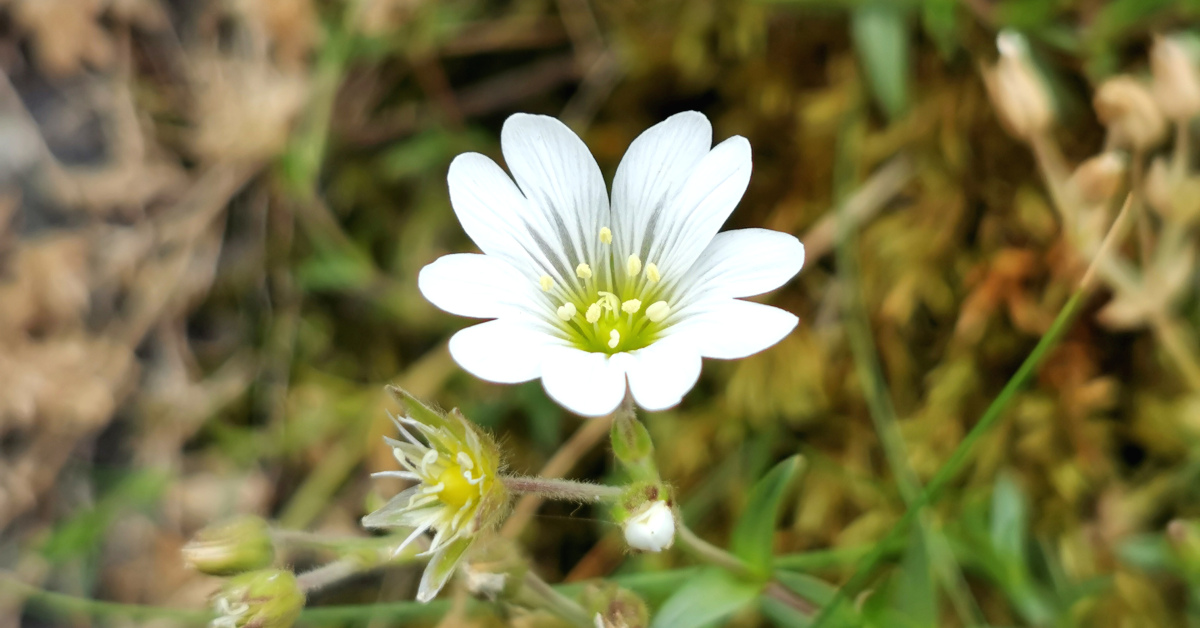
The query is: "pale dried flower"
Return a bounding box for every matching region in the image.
[1151,34,1200,120]
[1095,76,1167,151]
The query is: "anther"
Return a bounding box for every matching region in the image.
[586,303,602,323]
[599,227,613,244]
[456,451,474,470]
[539,275,553,291]
[575,263,593,279]
[645,262,661,283]
[556,303,577,321]
[621,299,642,314]
[626,254,642,277]
[608,330,620,349]
[646,301,671,322]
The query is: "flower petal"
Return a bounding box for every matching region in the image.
[611,111,712,269]
[540,346,629,417]
[625,338,702,412]
[647,135,752,280]
[673,228,805,302]
[501,114,609,294]
[361,486,423,529]
[446,152,543,275]
[417,536,473,603]
[449,319,564,384]
[419,253,543,319]
[669,299,798,360]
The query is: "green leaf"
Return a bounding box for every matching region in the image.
[650,568,761,628]
[731,456,804,576]
[990,472,1028,573]
[888,526,936,627]
[760,596,812,628]
[774,570,837,606]
[851,3,910,121]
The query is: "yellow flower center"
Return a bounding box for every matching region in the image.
[436,463,475,509]
[535,227,674,354]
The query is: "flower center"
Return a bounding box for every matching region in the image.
[537,227,673,354]
[436,463,476,509]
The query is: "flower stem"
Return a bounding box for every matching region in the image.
[296,558,366,593]
[521,571,592,627]
[676,523,752,578]
[501,475,623,502]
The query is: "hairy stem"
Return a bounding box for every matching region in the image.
[501,475,623,502]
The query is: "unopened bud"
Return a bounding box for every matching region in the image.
[183,516,274,576]
[584,584,650,628]
[1068,152,1126,205]
[622,500,675,552]
[983,31,1054,140]
[1095,76,1167,151]
[210,569,304,628]
[610,415,657,482]
[1151,34,1200,120]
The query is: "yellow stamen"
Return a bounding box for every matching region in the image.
[621,299,642,314]
[539,275,553,291]
[586,303,602,323]
[608,330,620,349]
[556,303,577,321]
[626,254,642,277]
[576,263,593,279]
[599,227,613,244]
[646,301,671,322]
[645,262,661,283]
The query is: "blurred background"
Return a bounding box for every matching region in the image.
[2,0,1200,626]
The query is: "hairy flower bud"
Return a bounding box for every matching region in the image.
[183,516,274,576]
[584,584,650,628]
[622,500,675,552]
[983,31,1054,140]
[210,569,304,628]
[1151,34,1200,120]
[1095,76,1167,151]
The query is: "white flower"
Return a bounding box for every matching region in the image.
[420,112,805,417]
[363,400,509,602]
[622,500,675,552]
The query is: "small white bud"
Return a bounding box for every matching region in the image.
[623,500,675,552]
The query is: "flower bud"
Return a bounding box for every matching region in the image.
[584,583,650,628]
[183,516,274,576]
[622,500,675,552]
[1068,151,1126,205]
[983,31,1054,140]
[1151,34,1200,120]
[1095,76,1167,151]
[210,569,304,628]
[610,415,658,483]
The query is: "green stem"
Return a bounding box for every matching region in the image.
[521,571,593,627]
[809,289,1088,627]
[676,523,753,577]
